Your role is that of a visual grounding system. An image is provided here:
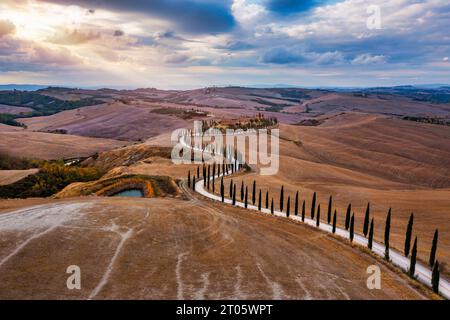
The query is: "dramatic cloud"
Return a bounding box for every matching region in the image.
[0,20,15,37]
[39,0,236,34]
[47,29,101,45]
[1,0,449,87]
[266,0,331,14]
[351,54,386,65]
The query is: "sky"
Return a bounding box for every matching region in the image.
[0,0,449,89]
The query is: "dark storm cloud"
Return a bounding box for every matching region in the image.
[261,47,306,64]
[266,0,331,14]
[40,0,236,34]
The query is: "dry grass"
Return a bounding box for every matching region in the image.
[0,169,39,185]
[0,197,434,299]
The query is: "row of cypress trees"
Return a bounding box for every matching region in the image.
[187,167,442,295]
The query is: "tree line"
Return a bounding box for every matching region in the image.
[187,167,442,295]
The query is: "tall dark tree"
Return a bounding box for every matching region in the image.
[245,186,248,208]
[240,180,244,201]
[232,184,236,205]
[197,166,200,179]
[193,175,196,191]
[229,179,233,198]
[332,209,337,234]
[327,195,332,224]
[384,208,392,261]
[431,261,440,294]
[212,170,215,193]
[271,198,274,214]
[220,177,224,202]
[286,196,290,218]
[294,191,299,216]
[280,186,284,212]
[316,204,321,227]
[368,218,374,250]
[217,164,220,178]
[207,165,210,190]
[311,192,316,219]
[349,213,355,242]
[252,180,256,205]
[429,229,439,267]
[363,202,370,237]
[409,236,418,278]
[265,191,269,209]
[404,213,414,257]
[258,189,262,211]
[301,200,306,222]
[345,204,351,230]
[187,170,191,188]
[203,166,207,187]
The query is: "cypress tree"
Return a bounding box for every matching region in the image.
[258,189,262,211]
[232,184,236,205]
[203,166,206,187]
[316,204,321,227]
[220,177,224,202]
[384,208,391,261]
[229,179,233,198]
[207,165,210,190]
[294,191,299,216]
[217,164,220,177]
[193,175,196,191]
[363,202,370,237]
[409,236,418,278]
[265,191,269,209]
[240,180,244,201]
[404,213,414,257]
[280,186,284,212]
[252,180,256,205]
[345,204,351,230]
[271,198,274,214]
[431,261,440,294]
[245,186,248,208]
[429,229,439,267]
[286,196,290,218]
[311,192,316,219]
[188,170,191,188]
[368,218,374,250]
[332,210,337,234]
[327,195,332,224]
[212,172,215,193]
[349,213,355,242]
[301,200,306,222]
[197,166,200,178]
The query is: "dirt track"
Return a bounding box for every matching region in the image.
[0,186,432,299]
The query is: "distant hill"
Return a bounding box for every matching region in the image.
[0,84,48,91]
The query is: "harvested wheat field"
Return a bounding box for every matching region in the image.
[219,112,450,277]
[0,169,39,185]
[0,193,433,300]
[0,125,131,160]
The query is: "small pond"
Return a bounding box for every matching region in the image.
[112,189,144,198]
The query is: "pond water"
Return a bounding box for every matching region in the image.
[112,189,144,198]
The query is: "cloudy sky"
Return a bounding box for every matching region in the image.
[0,0,449,89]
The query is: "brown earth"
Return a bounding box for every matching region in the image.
[218,112,450,277]
[0,125,130,160]
[0,193,433,299]
[0,104,33,115]
[17,101,193,141]
[0,169,39,185]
